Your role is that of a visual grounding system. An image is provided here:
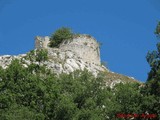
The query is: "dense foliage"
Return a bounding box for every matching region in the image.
[25,49,48,64]
[0,23,160,119]
[144,21,160,118]
[0,58,159,119]
[49,27,74,48]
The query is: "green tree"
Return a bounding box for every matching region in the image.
[155,21,160,36]
[25,50,35,62]
[144,21,160,119]
[26,49,48,64]
[146,22,160,96]
[1,104,44,120]
[1,56,150,119]
[35,49,48,64]
[113,83,142,113]
[49,27,73,47]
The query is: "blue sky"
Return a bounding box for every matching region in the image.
[0,0,160,82]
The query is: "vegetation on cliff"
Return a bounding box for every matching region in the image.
[143,21,160,117]
[49,27,74,48]
[0,58,159,119]
[0,59,155,120]
[0,22,160,119]
[25,49,48,64]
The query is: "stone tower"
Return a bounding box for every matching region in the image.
[35,36,50,49]
[35,34,101,65]
[59,35,101,65]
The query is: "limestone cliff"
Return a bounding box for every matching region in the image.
[0,34,138,86]
[0,35,106,75]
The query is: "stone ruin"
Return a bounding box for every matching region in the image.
[35,34,101,66]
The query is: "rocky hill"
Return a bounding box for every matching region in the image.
[0,34,138,86]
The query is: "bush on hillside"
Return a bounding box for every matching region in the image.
[49,27,74,48]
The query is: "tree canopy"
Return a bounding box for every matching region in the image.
[0,23,160,119]
[0,57,149,119]
[144,21,160,118]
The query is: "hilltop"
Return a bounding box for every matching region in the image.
[0,33,138,87]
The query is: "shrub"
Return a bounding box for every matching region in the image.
[25,49,48,64]
[155,21,160,36]
[35,49,48,64]
[49,27,73,48]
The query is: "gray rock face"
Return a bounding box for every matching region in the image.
[0,55,22,69]
[0,35,108,76]
[35,34,101,65]
[0,34,138,87]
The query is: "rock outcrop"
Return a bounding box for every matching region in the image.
[0,35,107,76]
[0,34,138,86]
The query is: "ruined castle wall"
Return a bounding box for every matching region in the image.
[35,36,50,49]
[35,35,101,65]
[59,35,101,65]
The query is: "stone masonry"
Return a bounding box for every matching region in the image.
[0,34,137,86]
[35,34,101,65]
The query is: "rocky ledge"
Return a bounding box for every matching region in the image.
[0,34,138,86]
